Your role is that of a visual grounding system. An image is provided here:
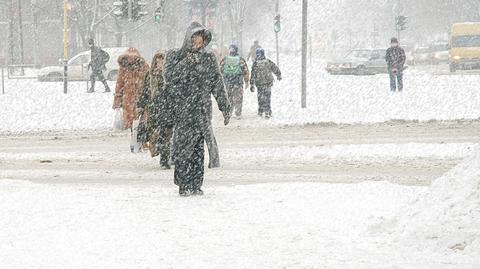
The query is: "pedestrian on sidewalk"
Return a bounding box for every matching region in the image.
[87,38,111,93]
[250,48,282,119]
[220,44,249,118]
[385,37,406,92]
[137,51,173,169]
[112,48,149,150]
[164,22,231,196]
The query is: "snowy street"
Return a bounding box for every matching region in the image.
[1,121,480,268]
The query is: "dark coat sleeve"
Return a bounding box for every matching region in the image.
[250,61,257,86]
[137,71,151,110]
[269,59,282,79]
[205,53,230,114]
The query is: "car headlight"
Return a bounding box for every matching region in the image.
[452,55,461,60]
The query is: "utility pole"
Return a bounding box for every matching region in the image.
[301,0,307,108]
[31,0,39,68]
[63,0,68,94]
[17,0,25,75]
[275,0,280,67]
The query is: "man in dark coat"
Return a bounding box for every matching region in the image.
[219,44,249,117]
[385,37,406,92]
[164,22,231,196]
[250,48,282,119]
[87,38,111,93]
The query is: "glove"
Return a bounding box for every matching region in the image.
[392,68,398,75]
[277,76,282,81]
[250,86,255,93]
[223,110,231,126]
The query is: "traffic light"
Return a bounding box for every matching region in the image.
[274,14,281,33]
[113,0,148,21]
[131,0,148,21]
[396,15,408,31]
[154,7,163,23]
[113,0,128,19]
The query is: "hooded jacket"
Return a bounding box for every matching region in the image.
[113,48,149,129]
[164,22,230,160]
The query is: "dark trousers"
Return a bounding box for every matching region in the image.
[174,136,205,191]
[226,84,244,116]
[389,72,403,92]
[159,126,173,166]
[205,124,220,168]
[257,85,272,117]
[89,72,110,92]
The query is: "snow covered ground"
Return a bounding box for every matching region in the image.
[1,130,479,268]
[1,63,479,134]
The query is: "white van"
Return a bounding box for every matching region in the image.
[38,47,128,82]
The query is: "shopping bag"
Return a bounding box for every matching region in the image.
[130,119,141,153]
[113,108,124,131]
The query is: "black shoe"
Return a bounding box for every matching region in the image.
[193,189,204,196]
[160,162,171,170]
[87,89,94,93]
[179,187,191,197]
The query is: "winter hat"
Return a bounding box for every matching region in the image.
[391,37,399,44]
[256,48,265,60]
[229,44,239,55]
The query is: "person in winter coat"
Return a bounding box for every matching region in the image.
[164,22,231,196]
[250,48,282,119]
[385,37,406,92]
[247,40,261,62]
[137,51,173,169]
[113,48,149,131]
[87,38,111,93]
[219,44,249,117]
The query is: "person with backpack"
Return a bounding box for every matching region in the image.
[250,48,282,119]
[87,38,111,93]
[219,44,249,117]
[385,37,406,92]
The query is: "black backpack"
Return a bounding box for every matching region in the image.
[100,49,110,64]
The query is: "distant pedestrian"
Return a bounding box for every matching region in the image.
[113,48,149,150]
[164,22,231,196]
[220,44,249,117]
[247,40,261,62]
[250,48,282,119]
[87,38,111,93]
[385,37,406,92]
[137,51,173,169]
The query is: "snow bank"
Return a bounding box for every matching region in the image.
[399,146,480,252]
[371,146,480,254]
[0,80,115,134]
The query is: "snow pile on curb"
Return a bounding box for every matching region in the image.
[374,147,480,253]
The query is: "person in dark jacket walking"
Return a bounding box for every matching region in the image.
[219,44,249,117]
[137,51,173,169]
[385,37,406,92]
[164,22,231,196]
[250,48,281,119]
[87,38,111,93]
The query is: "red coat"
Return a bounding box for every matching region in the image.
[113,48,149,129]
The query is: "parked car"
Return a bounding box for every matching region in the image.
[413,46,432,65]
[430,43,449,64]
[37,47,127,82]
[326,49,388,75]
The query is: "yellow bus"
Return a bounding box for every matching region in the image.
[449,22,480,72]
